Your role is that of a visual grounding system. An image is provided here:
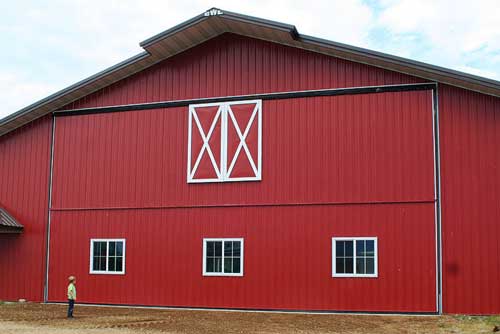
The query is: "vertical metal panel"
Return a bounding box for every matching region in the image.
[0,115,52,301]
[51,91,435,209]
[439,84,500,314]
[60,34,424,111]
[48,203,436,312]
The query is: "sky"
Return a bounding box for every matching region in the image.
[1,0,499,119]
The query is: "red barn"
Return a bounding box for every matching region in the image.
[0,8,499,315]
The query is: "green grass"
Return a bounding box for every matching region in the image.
[453,314,500,327]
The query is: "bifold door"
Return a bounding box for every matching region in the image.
[48,89,437,312]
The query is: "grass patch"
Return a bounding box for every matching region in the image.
[453,314,500,331]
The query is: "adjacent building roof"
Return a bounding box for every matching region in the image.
[1,7,499,137]
[0,208,23,233]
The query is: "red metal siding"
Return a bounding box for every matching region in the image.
[0,116,52,301]
[439,85,500,314]
[52,91,435,209]
[48,203,436,312]
[60,33,423,111]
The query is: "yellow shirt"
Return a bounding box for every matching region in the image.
[67,283,76,300]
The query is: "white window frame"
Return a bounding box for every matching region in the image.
[187,100,262,183]
[332,237,378,278]
[89,238,126,275]
[202,238,244,277]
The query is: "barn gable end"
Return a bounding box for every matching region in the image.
[0,8,499,315]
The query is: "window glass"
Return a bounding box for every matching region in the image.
[224,241,233,257]
[206,241,223,273]
[345,241,353,257]
[336,258,345,274]
[92,241,107,271]
[108,257,116,271]
[233,241,241,257]
[116,257,123,272]
[356,240,365,257]
[356,258,365,274]
[232,258,240,273]
[333,238,377,277]
[366,240,375,257]
[214,242,222,257]
[336,242,344,257]
[204,239,243,276]
[90,240,125,274]
[224,258,233,273]
[345,257,354,274]
[366,258,375,274]
[116,242,123,257]
[109,242,116,256]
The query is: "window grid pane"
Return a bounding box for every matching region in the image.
[205,240,242,275]
[334,239,376,276]
[335,241,354,274]
[92,240,124,273]
[354,240,375,275]
[206,241,223,273]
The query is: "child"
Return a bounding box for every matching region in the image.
[67,276,76,318]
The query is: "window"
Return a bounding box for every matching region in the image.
[332,237,377,277]
[187,100,262,183]
[203,238,244,276]
[90,239,126,274]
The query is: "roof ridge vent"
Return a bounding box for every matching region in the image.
[204,8,223,17]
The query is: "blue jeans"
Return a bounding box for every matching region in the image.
[67,299,74,317]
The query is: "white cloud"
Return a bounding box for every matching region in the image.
[455,65,498,80]
[376,0,500,78]
[379,0,494,52]
[0,71,58,117]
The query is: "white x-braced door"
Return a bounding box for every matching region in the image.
[187,100,262,183]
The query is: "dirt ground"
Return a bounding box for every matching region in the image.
[0,302,499,334]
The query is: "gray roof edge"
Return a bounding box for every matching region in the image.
[140,7,298,48]
[298,34,500,90]
[219,8,299,37]
[139,10,211,48]
[0,51,150,127]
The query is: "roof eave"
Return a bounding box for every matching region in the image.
[140,8,299,49]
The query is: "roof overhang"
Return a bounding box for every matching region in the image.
[1,7,499,137]
[0,208,23,233]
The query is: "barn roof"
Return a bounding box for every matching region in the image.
[1,7,499,137]
[0,208,23,233]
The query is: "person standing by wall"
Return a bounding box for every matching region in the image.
[67,276,76,318]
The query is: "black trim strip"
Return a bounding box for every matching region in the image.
[49,199,436,212]
[47,301,438,315]
[55,83,437,117]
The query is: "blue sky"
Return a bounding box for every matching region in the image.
[1,0,499,119]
